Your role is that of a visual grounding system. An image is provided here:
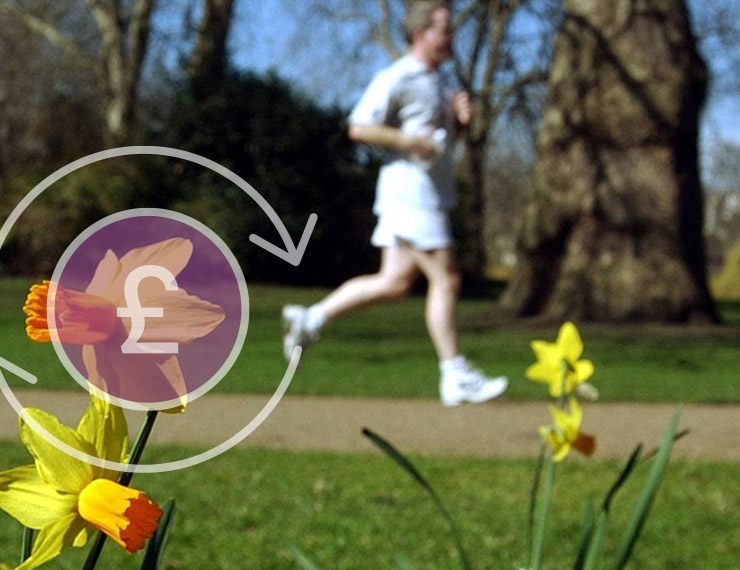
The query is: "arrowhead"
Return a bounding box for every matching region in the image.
[0,356,37,384]
[249,213,318,266]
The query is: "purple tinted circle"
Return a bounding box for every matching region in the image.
[51,210,246,409]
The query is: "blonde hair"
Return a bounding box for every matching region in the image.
[403,1,449,44]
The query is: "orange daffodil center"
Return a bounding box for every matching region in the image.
[23,281,119,345]
[78,479,162,553]
[0,397,162,570]
[525,321,595,398]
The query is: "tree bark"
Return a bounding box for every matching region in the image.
[87,0,157,145]
[499,0,718,322]
[188,0,236,87]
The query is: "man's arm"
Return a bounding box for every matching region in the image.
[348,123,436,160]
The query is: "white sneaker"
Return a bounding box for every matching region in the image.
[440,365,508,406]
[282,305,319,361]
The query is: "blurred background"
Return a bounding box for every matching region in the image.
[0,0,738,318]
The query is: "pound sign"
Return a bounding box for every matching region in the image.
[117,265,180,354]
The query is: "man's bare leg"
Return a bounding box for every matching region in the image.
[408,247,461,361]
[409,246,508,405]
[281,246,419,359]
[317,246,420,320]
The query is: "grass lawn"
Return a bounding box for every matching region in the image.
[1,277,739,403]
[1,277,738,569]
[0,441,737,570]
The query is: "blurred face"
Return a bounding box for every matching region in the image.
[416,8,454,66]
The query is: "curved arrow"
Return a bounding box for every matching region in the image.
[0,356,37,384]
[250,213,317,266]
[0,146,318,267]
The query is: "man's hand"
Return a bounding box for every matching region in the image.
[404,135,437,160]
[453,92,473,127]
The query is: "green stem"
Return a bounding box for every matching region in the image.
[530,456,556,570]
[526,444,547,560]
[121,410,159,486]
[82,410,159,570]
[20,526,34,564]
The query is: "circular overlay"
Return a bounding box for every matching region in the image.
[49,209,248,411]
[0,146,302,473]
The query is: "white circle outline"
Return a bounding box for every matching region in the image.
[0,146,300,473]
[49,208,249,411]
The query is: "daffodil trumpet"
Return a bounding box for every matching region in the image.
[539,398,597,462]
[82,409,160,570]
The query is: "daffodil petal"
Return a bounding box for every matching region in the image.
[568,397,582,420]
[575,359,595,382]
[524,362,560,383]
[20,408,95,494]
[76,396,129,475]
[558,322,584,364]
[86,239,193,305]
[553,442,571,462]
[73,526,90,548]
[117,238,193,300]
[84,344,187,409]
[528,364,565,397]
[548,404,570,426]
[85,249,121,300]
[135,290,225,344]
[530,340,562,364]
[16,513,87,570]
[0,466,77,529]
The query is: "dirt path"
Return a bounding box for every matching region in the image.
[2,390,738,461]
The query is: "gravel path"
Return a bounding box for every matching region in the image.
[2,390,738,461]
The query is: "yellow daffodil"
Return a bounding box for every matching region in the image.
[539,398,596,462]
[525,321,595,398]
[23,238,225,411]
[0,397,162,570]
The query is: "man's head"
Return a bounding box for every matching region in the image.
[404,1,453,67]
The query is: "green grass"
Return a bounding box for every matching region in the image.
[2,277,740,402]
[0,441,737,570]
[2,278,738,569]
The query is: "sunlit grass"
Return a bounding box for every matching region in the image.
[0,441,737,570]
[2,277,740,402]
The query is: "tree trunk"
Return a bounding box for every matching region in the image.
[188,0,236,89]
[458,137,488,280]
[87,0,157,145]
[499,0,718,322]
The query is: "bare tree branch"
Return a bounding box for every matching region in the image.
[0,2,95,66]
[373,0,403,59]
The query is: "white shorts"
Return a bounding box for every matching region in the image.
[370,210,453,250]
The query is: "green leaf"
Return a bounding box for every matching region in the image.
[572,499,596,570]
[530,456,556,570]
[362,428,433,493]
[362,428,472,570]
[581,511,609,570]
[602,445,643,513]
[574,445,642,570]
[611,407,682,570]
[527,444,547,560]
[289,545,330,570]
[140,499,176,570]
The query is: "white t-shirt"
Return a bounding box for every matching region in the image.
[349,54,457,215]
